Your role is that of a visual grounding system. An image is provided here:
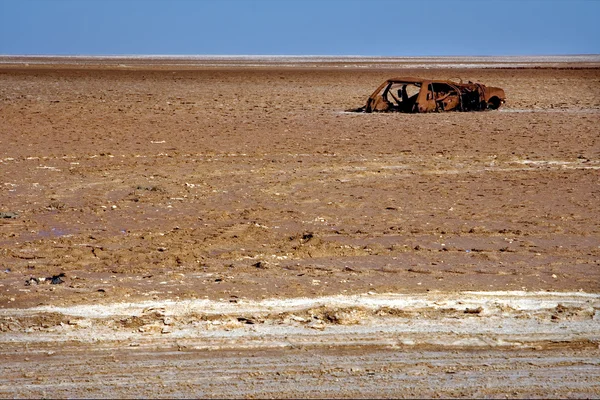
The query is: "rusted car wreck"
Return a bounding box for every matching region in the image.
[351,77,506,113]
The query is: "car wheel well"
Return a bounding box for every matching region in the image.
[487,96,502,110]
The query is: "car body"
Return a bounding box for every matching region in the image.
[351,77,506,113]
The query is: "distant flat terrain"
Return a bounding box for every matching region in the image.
[2,54,600,68]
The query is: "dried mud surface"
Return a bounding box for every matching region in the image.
[1,60,599,397]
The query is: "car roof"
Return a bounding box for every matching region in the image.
[385,77,461,85]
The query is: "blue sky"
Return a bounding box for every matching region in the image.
[1,0,598,56]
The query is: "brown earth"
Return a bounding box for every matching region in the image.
[0,60,599,397]
[1,63,599,307]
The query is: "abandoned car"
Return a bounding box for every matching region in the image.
[350,77,506,113]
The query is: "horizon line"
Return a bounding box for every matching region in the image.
[1,53,600,59]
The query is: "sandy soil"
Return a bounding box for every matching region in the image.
[0,58,599,397]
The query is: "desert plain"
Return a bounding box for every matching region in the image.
[0,56,599,397]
